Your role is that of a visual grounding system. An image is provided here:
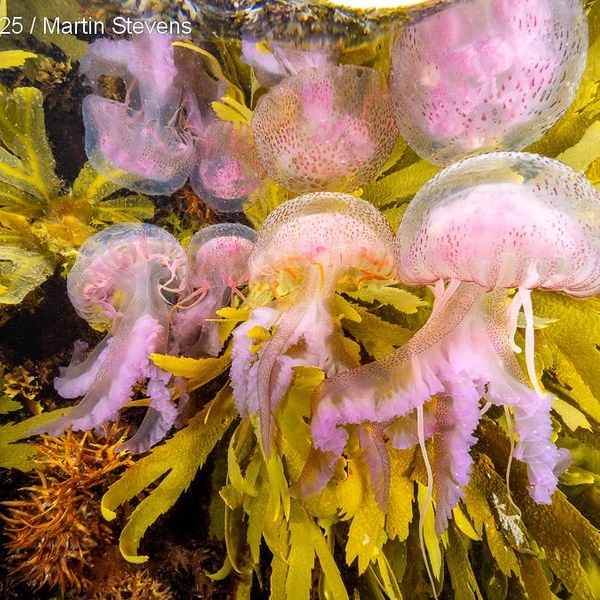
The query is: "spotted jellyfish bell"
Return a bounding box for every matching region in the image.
[189,120,266,213]
[252,64,398,193]
[389,0,588,165]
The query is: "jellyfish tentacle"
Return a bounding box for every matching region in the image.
[483,290,559,503]
[416,403,438,600]
[120,364,176,454]
[356,425,391,509]
[518,287,544,396]
[511,390,558,504]
[506,290,524,353]
[54,338,111,400]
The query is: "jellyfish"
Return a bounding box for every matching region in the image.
[171,223,257,358]
[33,223,188,454]
[80,32,197,195]
[190,120,266,213]
[307,152,600,535]
[252,65,398,193]
[230,192,397,455]
[241,33,337,86]
[389,0,588,165]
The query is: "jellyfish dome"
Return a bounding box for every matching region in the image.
[190,120,266,213]
[389,0,588,165]
[397,151,600,296]
[67,223,188,328]
[252,65,398,193]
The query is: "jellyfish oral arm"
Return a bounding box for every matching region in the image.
[53,338,111,399]
[32,311,167,438]
[171,286,227,358]
[309,282,562,511]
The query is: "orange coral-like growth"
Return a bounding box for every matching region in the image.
[89,564,175,600]
[2,426,133,595]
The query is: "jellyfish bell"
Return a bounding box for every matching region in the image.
[172,223,257,358]
[251,64,398,193]
[33,223,188,454]
[389,0,588,165]
[187,223,257,291]
[249,192,397,286]
[190,120,266,213]
[230,192,398,456]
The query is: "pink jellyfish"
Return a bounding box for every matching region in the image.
[80,32,196,195]
[308,152,600,535]
[252,65,398,193]
[230,192,397,456]
[241,33,337,86]
[172,223,257,358]
[389,0,588,165]
[33,223,188,454]
[190,120,266,213]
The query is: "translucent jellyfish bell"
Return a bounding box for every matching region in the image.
[240,33,337,87]
[389,0,588,165]
[397,151,600,296]
[190,120,266,213]
[172,223,257,358]
[249,191,397,284]
[252,65,398,193]
[67,223,188,327]
[187,222,257,290]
